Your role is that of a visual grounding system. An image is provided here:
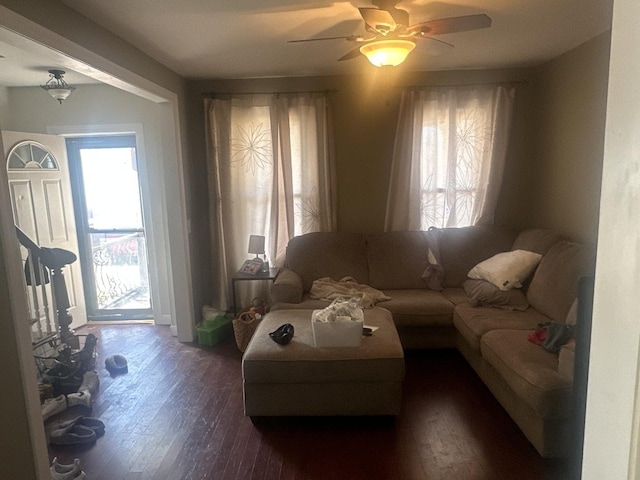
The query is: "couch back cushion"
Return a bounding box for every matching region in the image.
[366,231,431,290]
[437,225,517,287]
[511,229,568,255]
[285,232,369,292]
[526,240,595,323]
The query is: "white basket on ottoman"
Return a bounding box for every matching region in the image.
[242,307,405,418]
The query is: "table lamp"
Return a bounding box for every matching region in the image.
[248,235,265,259]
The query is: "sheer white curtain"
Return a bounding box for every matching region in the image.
[205,93,336,310]
[385,84,515,231]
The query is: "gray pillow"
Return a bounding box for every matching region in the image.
[463,279,529,311]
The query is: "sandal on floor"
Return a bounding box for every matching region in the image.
[77,417,106,438]
[50,424,96,445]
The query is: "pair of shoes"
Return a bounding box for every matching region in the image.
[50,457,86,480]
[269,323,294,345]
[67,390,92,409]
[51,416,106,440]
[105,354,128,374]
[42,395,67,421]
[78,371,99,395]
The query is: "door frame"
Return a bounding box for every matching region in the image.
[66,133,154,320]
[48,124,171,327]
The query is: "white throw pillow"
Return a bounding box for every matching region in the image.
[467,249,543,291]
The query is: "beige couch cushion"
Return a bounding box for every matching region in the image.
[437,225,516,287]
[285,232,369,292]
[481,329,572,419]
[271,269,304,304]
[441,287,469,305]
[511,229,567,255]
[558,341,576,381]
[380,289,454,327]
[526,241,594,323]
[366,231,430,290]
[463,279,529,311]
[453,303,549,351]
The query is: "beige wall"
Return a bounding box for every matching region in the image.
[527,32,611,245]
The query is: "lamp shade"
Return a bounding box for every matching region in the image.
[46,88,73,103]
[359,39,416,67]
[248,235,265,255]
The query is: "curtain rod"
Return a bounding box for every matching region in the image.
[397,80,528,89]
[201,89,337,98]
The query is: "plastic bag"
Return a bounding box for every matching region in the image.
[313,297,363,323]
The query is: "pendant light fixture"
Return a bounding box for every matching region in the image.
[41,69,76,104]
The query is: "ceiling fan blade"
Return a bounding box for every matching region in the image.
[338,46,364,62]
[416,36,454,48]
[288,35,365,43]
[421,36,455,56]
[359,7,396,33]
[407,13,491,37]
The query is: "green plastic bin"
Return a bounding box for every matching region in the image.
[197,317,232,346]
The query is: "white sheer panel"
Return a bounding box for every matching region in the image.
[385,85,515,231]
[206,94,336,311]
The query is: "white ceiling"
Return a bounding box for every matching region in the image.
[0,0,613,86]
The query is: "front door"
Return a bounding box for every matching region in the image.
[3,130,87,329]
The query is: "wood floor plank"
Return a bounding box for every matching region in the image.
[44,324,572,480]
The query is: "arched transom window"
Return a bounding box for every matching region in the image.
[7,141,58,170]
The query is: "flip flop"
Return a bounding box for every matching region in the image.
[50,415,106,439]
[78,417,106,438]
[49,424,96,445]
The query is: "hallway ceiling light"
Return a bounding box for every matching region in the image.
[359,40,416,67]
[41,69,75,104]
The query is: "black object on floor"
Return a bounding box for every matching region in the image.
[105,354,128,374]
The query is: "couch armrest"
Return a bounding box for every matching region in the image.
[557,340,576,381]
[271,269,304,304]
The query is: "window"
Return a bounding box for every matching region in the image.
[206,93,335,309]
[419,105,490,229]
[385,85,515,231]
[7,141,58,170]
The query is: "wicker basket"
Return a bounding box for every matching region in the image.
[232,311,262,352]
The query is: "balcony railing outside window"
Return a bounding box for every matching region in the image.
[91,232,150,310]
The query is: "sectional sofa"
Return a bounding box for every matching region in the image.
[269,226,595,457]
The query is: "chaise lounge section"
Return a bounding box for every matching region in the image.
[269,226,594,457]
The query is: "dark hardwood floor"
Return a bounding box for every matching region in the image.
[45,324,572,480]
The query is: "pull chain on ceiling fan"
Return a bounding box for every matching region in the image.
[288,1,492,67]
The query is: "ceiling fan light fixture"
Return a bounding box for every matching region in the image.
[359,39,416,67]
[41,69,76,104]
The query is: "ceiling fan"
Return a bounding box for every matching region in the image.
[288,0,492,67]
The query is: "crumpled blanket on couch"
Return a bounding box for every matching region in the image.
[309,276,391,308]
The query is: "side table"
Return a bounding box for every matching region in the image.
[231,267,279,315]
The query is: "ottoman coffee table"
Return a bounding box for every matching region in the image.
[242,307,405,419]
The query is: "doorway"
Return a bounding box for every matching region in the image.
[66,135,153,320]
